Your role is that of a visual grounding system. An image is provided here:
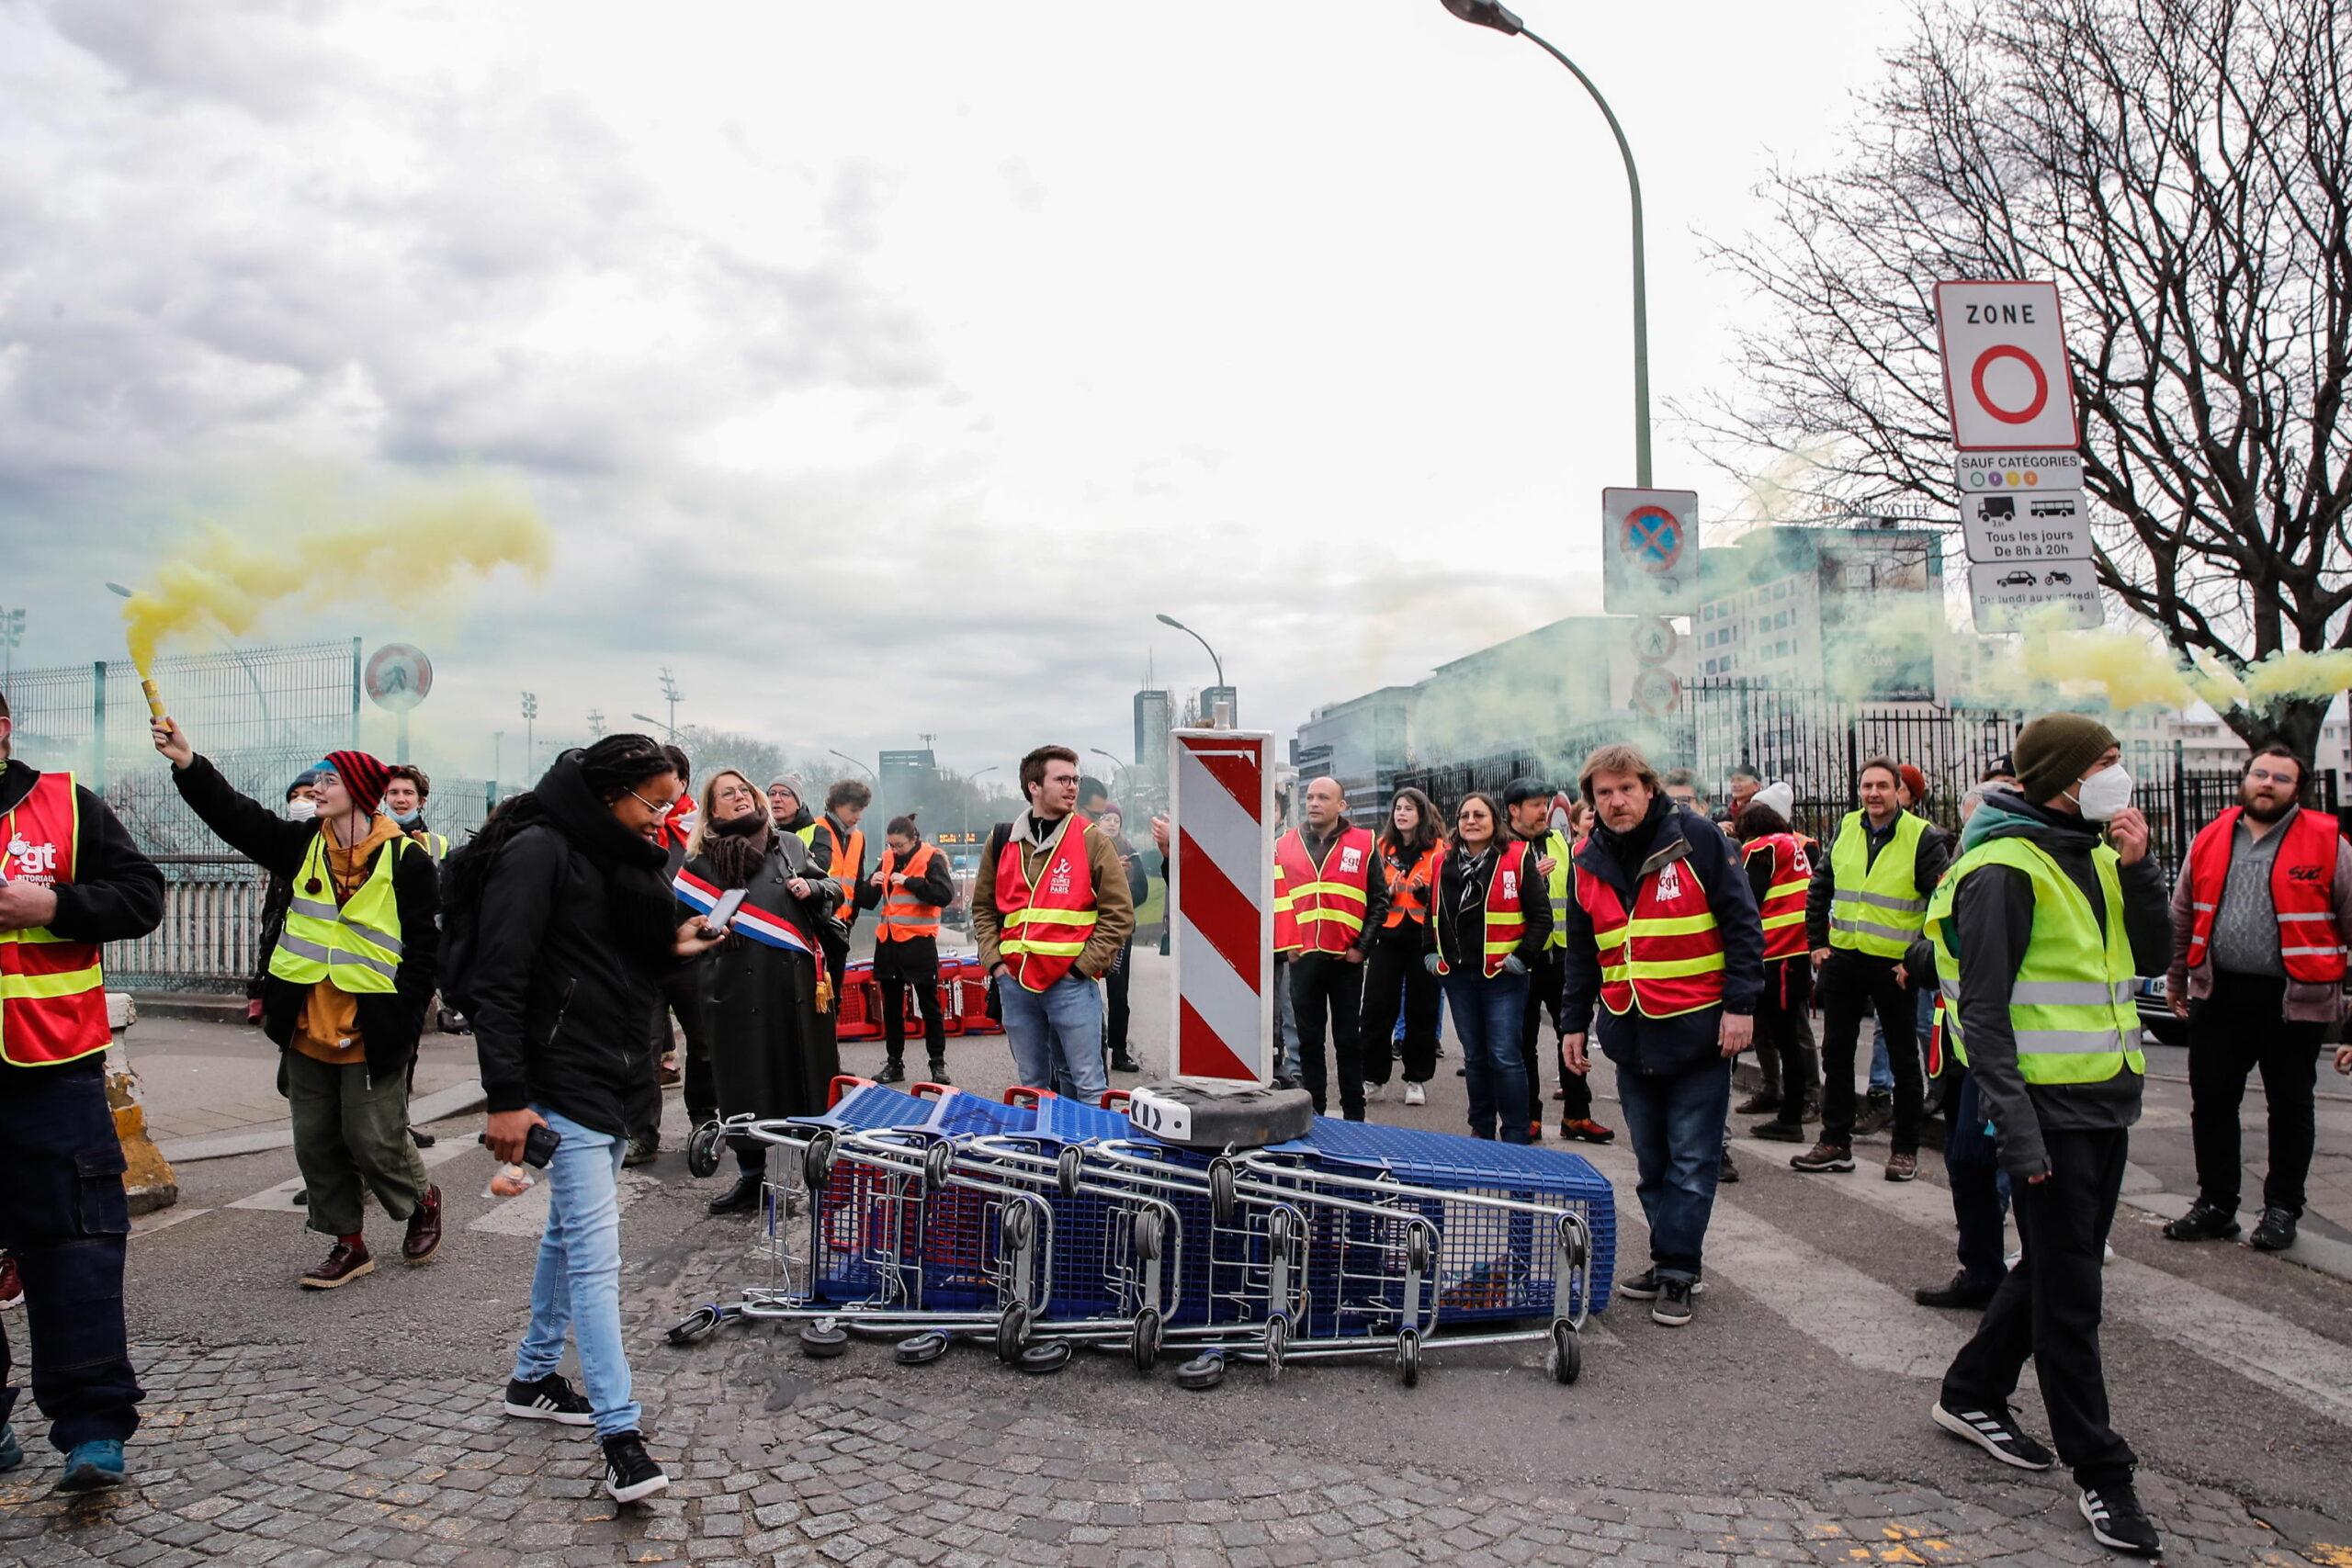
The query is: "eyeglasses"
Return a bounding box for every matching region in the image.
[2247,768,2300,785]
[627,786,678,816]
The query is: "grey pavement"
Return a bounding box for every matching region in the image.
[114,1017,481,1150]
[7,947,2350,1565]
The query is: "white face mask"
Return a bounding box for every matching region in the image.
[2073,764,2132,822]
[287,799,319,821]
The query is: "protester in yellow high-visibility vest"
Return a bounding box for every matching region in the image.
[0,686,164,1493]
[1792,756,1950,1180]
[383,765,450,863]
[1923,714,2170,1559]
[155,720,444,1293]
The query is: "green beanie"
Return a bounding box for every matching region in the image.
[2013,712,2118,806]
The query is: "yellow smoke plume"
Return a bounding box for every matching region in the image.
[119,479,555,672]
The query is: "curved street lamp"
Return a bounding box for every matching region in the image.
[629,711,678,741]
[1154,613,1225,690]
[828,749,878,782]
[1438,0,1653,485]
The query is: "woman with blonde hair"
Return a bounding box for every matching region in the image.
[673,769,842,1215]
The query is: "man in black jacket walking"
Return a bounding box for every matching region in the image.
[0,690,164,1492]
[1925,715,2170,1558]
[155,720,443,1291]
[469,738,723,1505]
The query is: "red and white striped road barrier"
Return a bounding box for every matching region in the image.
[1167,728,1274,1083]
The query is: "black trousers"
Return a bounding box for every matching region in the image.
[1519,946,1594,1122]
[647,964,716,1126]
[1290,952,1366,1119]
[1360,924,1442,1086]
[1758,958,1815,1130]
[1817,950,1923,1152]
[1941,1125,2136,1490]
[1104,941,1134,1057]
[0,1061,142,1453]
[875,938,947,1068]
[2188,970,2324,1216]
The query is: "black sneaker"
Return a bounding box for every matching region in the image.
[2161,1199,2240,1242]
[2078,1482,2162,1555]
[1750,1120,1805,1144]
[503,1372,594,1427]
[1718,1142,1741,1183]
[2248,1205,2298,1252]
[1651,1279,1693,1327]
[602,1430,670,1504]
[875,1060,907,1085]
[926,1060,953,1086]
[1110,1050,1143,1075]
[1914,1270,1999,1311]
[1931,1401,2055,1471]
[1616,1267,1705,1302]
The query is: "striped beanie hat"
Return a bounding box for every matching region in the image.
[322,750,391,818]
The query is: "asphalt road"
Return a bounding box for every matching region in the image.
[17,947,2352,1565]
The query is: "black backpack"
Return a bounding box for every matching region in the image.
[434,829,498,1017]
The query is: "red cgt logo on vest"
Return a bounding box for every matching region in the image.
[4,833,59,882]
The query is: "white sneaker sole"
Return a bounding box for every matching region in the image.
[1932,1402,2053,1471]
[503,1399,594,1427]
[1649,1303,1691,1326]
[606,1471,671,1505]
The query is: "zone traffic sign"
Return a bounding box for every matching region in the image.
[1934,281,2081,452]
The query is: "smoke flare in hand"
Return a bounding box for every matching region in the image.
[118,479,556,671]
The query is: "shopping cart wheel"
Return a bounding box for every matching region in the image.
[667,1304,725,1346]
[1056,1145,1084,1200]
[798,1320,850,1359]
[1131,1209,1164,1263]
[1209,1158,1237,1224]
[1130,1307,1162,1374]
[1547,1320,1581,1385]
[685,1120,725,1179]
[1564,1221,1590,1270]
[895,1332,950,1367]
[1017,1342,1073,1375]
[922,1140,953,1194]
[1396,1328,1421,1389]
[1174,1352,1227,1392]
[1263,1315,1288,1381]
[995,1303,1031,1364]
[1406,1224,1432,1274]
[801,1131,837,1191]
[1267,1209,1295,1250]
[1000,1199,1035,1255]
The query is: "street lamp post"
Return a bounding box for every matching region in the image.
[960,763,1001,846]
[1090,748,1134,810]
[1153,614,1224,689]
[105,581,276,740]
[629,712,678,742]
[658,666,684,740]
[1440,0,1652,485]
[521,692,539,778]
[828,749,878,782]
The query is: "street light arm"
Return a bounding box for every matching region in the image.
[1517,25,1650,487]
[1155,614,1225,689]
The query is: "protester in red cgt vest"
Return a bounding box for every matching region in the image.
[2161,743,2352,1255]
[1560,743,1764,1330]
[1423,791,1546,1143]
[1273,776,1386,1122]
[0,686,164,1493]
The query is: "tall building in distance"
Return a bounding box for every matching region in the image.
[1133,686,1171,805]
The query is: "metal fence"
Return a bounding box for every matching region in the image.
[107,856,270,993]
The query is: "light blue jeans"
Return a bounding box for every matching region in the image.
[1000,973,1110,1102]
[512,1107,639,1440]
[1867,988,1935,1094]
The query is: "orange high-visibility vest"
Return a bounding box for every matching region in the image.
[1272,826,1376,955]
[1576,845,1727,1019]
[876,843,944,943]
[1432,839,1532,978]
[995,815,1098,992]
[818,820,866,927]
[2182,807,2346,982]
[1744,831,1812,963]
[1379,844,1440,929]
[0,773,111,1068]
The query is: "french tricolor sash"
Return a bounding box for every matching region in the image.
[675,869,820,962]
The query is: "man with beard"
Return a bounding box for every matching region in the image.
[2162,744,2352,1254]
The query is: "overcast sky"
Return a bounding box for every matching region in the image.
[2,0,1909,781]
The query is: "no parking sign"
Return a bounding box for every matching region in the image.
[1600,488,1698,617]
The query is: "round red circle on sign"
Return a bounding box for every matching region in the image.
[1969,344,2050,425]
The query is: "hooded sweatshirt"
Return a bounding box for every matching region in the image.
[292,812,406,1065]
[1941,789,2171,1179]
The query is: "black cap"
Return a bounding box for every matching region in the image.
[1500,776,1551,807]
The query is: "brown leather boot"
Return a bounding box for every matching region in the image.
[402,1185,443,1266]
[300,1238,374,1290]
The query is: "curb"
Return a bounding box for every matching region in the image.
[155,1077,487,1164]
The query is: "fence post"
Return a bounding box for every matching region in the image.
[91,660,107,793]
[349,637,363,750]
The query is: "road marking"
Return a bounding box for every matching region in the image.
[469,1167,660,1237]
[225,1137,477,1213]
[1729,1136,2352,1428]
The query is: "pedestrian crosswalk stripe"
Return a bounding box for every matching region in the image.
[1725,1136,2352,1428]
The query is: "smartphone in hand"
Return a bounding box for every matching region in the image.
[707,888,748,932]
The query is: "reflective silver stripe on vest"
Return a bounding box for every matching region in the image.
[2277,911,2336,921]
[1831,915,1920,943]
[1939,978,2131,1006]
[344,921,404,957]
[288,897,341,922]
[1840,887,1928,913]
[276,934,334,965]
[2281,946,2346,960]
[328,949,400,981]
[2013,1026,2141,1055]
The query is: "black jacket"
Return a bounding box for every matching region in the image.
[0,761,164,1091]
[1423,840,1552,974]
[1805,807,1951,953]
[173,755,438,1082]
[1942,792,2170,1179]
[1561,796,1765,1077]
[469,752,682,1138]
[682,832,839,1123]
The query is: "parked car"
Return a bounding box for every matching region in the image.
[2133,976,2186,1045]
